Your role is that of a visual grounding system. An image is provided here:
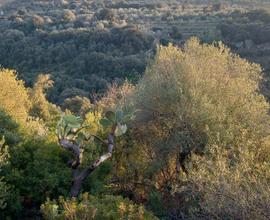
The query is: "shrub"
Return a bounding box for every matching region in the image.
[3,141,71,218]
[41,193,158,220]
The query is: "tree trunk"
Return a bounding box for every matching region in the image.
[71,176,83,197]
[68,133,115,197]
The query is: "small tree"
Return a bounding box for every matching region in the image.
[56,109,135,197]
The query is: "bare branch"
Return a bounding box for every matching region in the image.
[70,132,115,197]
[59,139,81,168]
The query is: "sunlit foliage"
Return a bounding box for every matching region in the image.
[115,38,270,219]
[30,74,59,121]
[0,68,30,123]
[41,193,158,220]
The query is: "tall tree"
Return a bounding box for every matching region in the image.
[114,38,270,218]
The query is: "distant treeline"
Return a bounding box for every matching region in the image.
[1,0,270,105]
[0,24,152,104]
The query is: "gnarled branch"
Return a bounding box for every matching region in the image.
[59,139,81,168]
[70,131,115,197]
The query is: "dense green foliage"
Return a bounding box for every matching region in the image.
[0,26,151,104]
[0,110,20,146]
[0,0,152,104]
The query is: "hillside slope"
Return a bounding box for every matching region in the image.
[1,0,270,103]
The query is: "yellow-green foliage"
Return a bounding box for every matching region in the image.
[30,74,59,121]
[135,39,270,157]
[41,193,158,220]
[0,68,30,123]
[0,70,59,139]
[132,38,270,166]
[187,151,270,220]
[85,110,103,135]
[121,38,270,219]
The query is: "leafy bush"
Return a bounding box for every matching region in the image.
[3,140,71,218]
